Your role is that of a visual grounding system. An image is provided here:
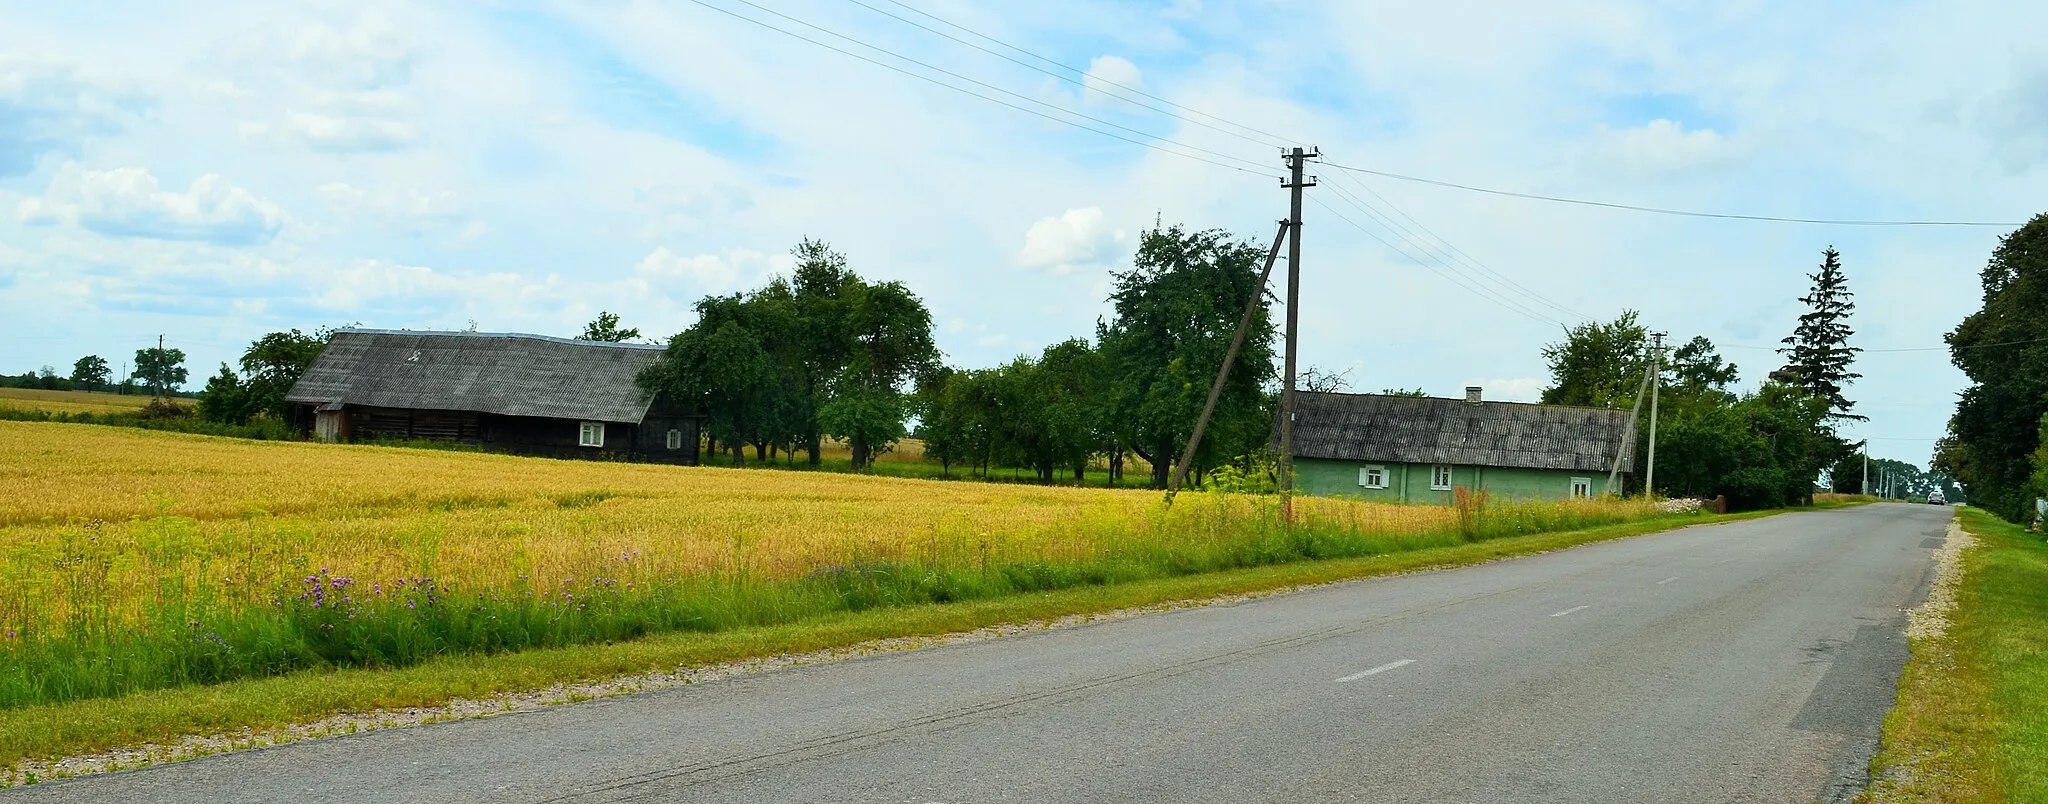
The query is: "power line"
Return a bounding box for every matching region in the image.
[689,0,1276,176]
[1319,166,1594,323]
[1316,185,1566,325]
[1316,160,2025,227]
[840,0,1287,150]
[1724,335,2048,354]
[1309,194,1565,327]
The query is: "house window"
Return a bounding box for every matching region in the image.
[1358,465,1388,489]
[578,421,605,448]
[666,428,683,450]
[1571,477,1593,499]
[1431,465,1454,490]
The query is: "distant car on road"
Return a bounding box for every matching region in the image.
[1927,490,1947,505]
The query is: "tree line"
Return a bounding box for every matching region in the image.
[6,348,192,397]
[1537,247,1931,510]
[1938,212,2048,525]
[640,225,1279,487]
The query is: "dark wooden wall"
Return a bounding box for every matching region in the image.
[304,404,702,465]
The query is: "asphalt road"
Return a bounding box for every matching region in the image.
[9,503,1949,803]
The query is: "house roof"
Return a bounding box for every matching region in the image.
[285,329,667,424]
[1281,391,1637,473]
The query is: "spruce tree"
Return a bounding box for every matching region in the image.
[1778,247,1865,421]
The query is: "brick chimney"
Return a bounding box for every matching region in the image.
[1465,386,1483,405]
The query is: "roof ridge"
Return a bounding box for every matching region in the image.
[336,328,667,351]
[1297,389,1628,414]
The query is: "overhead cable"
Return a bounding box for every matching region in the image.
[1315,161,2025,227]
[1309,195,1566,328]
[1725,335,2048,354]
[1319,167,1593,323]
[684,0,1277,177]
[696,0,1276,176]
[841,0,1287,150]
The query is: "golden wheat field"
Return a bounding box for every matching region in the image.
[0,421,1660,634]
[0,388,172,416]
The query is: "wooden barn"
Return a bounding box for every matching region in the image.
[285,329,701,464]
[1282,387,1637,503]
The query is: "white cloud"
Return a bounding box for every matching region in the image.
[284,112,420,152]
[208,14,427,153]
[1081,56,1142,105]
[1593,118,1745,175]
[1017,207,1125,274]
[0,59,143,176]
[17,164,286,245]
[633,247,782,294]
[316,182,466,234]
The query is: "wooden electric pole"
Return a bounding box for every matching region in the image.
[1277,146,1318,524]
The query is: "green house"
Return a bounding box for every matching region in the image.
[1284,387,1637,503]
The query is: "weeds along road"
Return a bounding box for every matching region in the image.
[10,503,1947,804]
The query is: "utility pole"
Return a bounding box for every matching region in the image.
[1277,146,1317,525]
[1605,360,1654,496]
[154,334,165,400]
[1167,219,1291,499]
[1861,441,1869,496]
[1646,332,1665,497]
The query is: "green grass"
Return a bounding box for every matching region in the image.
[0,508,1773,769]
[1869,507,2048,801]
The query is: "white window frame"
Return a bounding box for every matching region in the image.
[1571,477,1593,499]
[1430,464,1454,490]
[666,428,683,450]
[1358,465,1388,489]
[578,421,605,448]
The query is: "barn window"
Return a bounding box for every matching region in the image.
[578,421,605,448]
[666,428,683,450]
[1358,465,1387,489]
[1430,464,1454,490]
[1571,477,1593,499]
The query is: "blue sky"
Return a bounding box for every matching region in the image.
[3,0,2044,466]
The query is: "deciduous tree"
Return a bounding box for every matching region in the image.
[1941,213,2048,522]
[1539,312,1650,408]
[70,355,110,390]
[198,364,255,425]
[578,312,642,343]
[133,346,187,396]
[240,329,326,420]
[1098,224,1276,488]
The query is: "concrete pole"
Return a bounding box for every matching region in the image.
[1168,219,1290,498]
[1277,146,1316,524]
[1646,332,1664,497]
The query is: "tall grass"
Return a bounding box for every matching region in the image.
[0,422,1675,709]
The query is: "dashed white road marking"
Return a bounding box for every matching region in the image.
[1335,659,1415,683]
[1656,576,1680,585]
[1550,605,1590,617]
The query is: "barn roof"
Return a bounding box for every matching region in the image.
[285,329,667,423]
[1282,391,1637,473]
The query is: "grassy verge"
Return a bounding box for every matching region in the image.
[1868,507,2048,801]
[0,508,1772,769]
